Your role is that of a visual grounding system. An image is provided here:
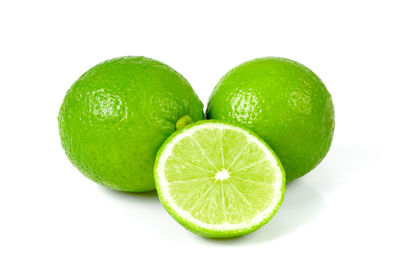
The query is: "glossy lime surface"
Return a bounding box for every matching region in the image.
[59,56,204,192]
[207,57,334,181]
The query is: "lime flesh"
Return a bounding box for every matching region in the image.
[154,120,285,238]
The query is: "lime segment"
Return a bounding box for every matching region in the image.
[154,120,285,238]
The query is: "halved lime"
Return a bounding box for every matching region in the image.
[154,120,285,238]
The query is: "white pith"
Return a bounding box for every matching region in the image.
[215,169,230,180]
[156,122,284,232]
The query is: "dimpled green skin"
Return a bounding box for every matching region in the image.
[58,56,204,192]
[207,57,334,181]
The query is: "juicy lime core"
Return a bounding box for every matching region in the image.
[206,57,335,181]
[58,56,204,192]
[154,121,285,238]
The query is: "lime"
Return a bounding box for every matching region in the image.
[154,120,285,238]
[206,57,334,181]
[58,56,204,192]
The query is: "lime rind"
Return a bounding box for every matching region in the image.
[206,57,334,182]
[58,56,204,192]
[154,120,285,238]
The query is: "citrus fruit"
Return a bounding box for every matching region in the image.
[206,57,334,181]
[154,120,285,238]
[58,56,204,192]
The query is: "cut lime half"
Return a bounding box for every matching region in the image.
[154,120,285,238]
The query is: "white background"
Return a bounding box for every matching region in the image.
[1,1,399,279]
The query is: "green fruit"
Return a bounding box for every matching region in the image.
[154,120,285,238]
[58,56,204,192]
[206,57,334,181]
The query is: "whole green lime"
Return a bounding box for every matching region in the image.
[59,56,204,192]
[206,57,334,181]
